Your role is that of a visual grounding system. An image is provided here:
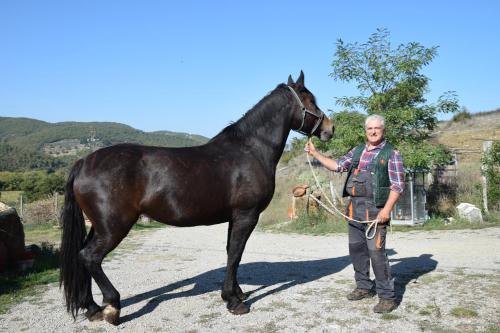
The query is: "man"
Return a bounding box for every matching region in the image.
[305,114,404,313]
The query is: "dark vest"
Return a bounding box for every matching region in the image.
[342,142,394,207]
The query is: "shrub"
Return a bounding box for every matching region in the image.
[482,141,500,211]
[451,110,472,123]
[23,196,59,225]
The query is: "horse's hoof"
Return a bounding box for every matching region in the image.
[228,302,250,315]
[85,309,103,322]
[102,305,120,325]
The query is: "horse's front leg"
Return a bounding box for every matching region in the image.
[221,211,258,314]
[226,221,249,302]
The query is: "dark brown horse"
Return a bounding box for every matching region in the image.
[60,71,334,325]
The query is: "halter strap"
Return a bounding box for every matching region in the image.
[287,85,324,137]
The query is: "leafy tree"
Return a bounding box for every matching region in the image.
[482,141,500,210]
[325,28,459,168]
[0,171,65,201]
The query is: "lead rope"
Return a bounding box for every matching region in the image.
[305,140,379,239]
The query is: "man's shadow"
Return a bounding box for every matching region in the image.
[119,255,351,323]
[387,249,438,303]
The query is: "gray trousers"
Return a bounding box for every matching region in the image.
[347,197,395,300]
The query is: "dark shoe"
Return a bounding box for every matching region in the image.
[373,298,397,313]
[346,288,376,301]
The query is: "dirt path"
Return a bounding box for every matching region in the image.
[1,225,499,332]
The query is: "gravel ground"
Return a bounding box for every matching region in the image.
[1,225,499,333]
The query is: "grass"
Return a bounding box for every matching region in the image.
[0,243,60,314]
[262,209,347,235]
[381,313,400,320]
[260,209,500,236]
[0,220,165,314]
[23,223,61,245]
[0,191,23,205]
[450,306,479,318]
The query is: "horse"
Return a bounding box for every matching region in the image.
[59,71,334,325]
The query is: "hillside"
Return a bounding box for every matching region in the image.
[0,117,209,171]
[430,109,500,162]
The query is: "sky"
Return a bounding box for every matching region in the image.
[1,1,499,139]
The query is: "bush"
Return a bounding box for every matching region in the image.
[22,196,59,225]
[451,109,472,122]
[482,141,500,211]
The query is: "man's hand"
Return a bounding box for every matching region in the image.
[304,140,316,157]
[376,208,391,224]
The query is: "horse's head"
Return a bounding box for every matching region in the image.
[287,71,334,141]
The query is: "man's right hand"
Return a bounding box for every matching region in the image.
[304,140,316,156]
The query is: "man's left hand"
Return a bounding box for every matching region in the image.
[376,209,391,224]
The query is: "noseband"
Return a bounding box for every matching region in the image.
[287,86,324,137]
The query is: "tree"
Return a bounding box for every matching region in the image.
[482,141,500,210]
[325,28,459,168]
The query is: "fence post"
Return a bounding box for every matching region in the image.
[481,140,492,213]
[20,194,24,218]
[54,192,58,218]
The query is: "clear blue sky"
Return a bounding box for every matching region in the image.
[1,1,499,139]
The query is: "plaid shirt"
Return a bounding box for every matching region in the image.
[336,140,405,193]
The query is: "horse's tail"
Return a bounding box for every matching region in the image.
[59,158,89,319]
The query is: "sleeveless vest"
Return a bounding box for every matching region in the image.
[342,142,394,207]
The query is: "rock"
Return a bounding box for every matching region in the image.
[0,201,12,212]
[456,203,483,223]
[0,206,25,271]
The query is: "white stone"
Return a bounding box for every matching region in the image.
[0,201,12,212]
[456,203,483,223]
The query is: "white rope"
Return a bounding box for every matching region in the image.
[305,142,379,239]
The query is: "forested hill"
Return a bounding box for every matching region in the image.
[0,116,208,171]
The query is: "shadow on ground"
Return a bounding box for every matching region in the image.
[388,249,438,303]
[119,250,438,322]
[120,256,350,323]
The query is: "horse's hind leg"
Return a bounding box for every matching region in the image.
[79,221,134,325]
[222,211,258,314]
[79,228,104,321]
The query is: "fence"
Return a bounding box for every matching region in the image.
[0,192,62,225]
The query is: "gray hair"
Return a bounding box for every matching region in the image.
[365,114,385,129]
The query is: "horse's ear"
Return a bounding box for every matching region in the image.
[287,75,294,86]
[296,70,305,88]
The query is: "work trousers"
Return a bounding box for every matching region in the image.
[345,169,395,300]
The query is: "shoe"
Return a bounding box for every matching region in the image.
[346,288,376,301]
[373,298,397,313]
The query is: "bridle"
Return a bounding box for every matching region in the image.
[287,85,324,137]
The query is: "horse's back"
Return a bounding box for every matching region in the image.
[72,143,271,227]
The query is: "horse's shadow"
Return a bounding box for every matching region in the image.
[119,251,438,323]
[119,255,351,323]
[387,250,438,303]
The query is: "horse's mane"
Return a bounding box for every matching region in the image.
[209,83,289,141]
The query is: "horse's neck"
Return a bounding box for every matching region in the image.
[209,87,294,166]
[237,103,292,168]
[253,108,292,164]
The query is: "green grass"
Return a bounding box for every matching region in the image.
[0,191,23,204]
[381,313,400,320]
[0,243,59,314]
[262,209,347,235]
[0,220,165,314]
[132,220,167,230]
[23,223,61,245]
[450,306,479,318]
[260,211,500,235]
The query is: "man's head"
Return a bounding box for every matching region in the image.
[365,114,385,146]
